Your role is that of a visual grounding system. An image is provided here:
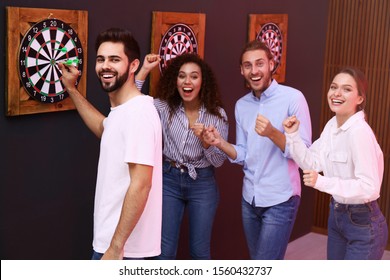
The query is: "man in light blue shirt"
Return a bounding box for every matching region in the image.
[203,40,312,259]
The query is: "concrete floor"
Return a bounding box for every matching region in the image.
[285,232,390,260]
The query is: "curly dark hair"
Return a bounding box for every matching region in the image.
[155,53,226,121]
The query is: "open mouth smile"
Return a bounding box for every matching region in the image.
[331,98,344,105]
[251,76,262,82]
[183,87,193,93]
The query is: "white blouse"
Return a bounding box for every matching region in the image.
[285,111,384,204]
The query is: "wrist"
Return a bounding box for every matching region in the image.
[135,68,149,81]
[66,87,79,96]
[109,240,124,253]
[216,138,226,150]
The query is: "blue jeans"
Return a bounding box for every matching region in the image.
[327,198,388,260]
[91,250,144,260]
[241,195,300,260]
[153,161,219,260]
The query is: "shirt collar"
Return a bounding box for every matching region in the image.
[339,110,365,131]
[179,102,206,113]
[251,79,278,100]
[331,110,365,132]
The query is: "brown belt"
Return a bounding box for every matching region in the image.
[168,160,188,172]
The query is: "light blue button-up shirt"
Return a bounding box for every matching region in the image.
[231,80,312,207]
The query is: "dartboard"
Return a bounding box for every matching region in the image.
[158,23,198,73]
[257,23,283,74]
[18,18,83,103]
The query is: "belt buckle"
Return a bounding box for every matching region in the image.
[178,163,187,173]
[169,160,187,173]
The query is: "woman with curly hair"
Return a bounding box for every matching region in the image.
[136,53,228,259]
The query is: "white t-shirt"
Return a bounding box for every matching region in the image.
[93,94,162,258]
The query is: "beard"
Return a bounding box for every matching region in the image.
[248,71,272,95]
[98,68,129,93]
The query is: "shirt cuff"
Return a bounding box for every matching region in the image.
[284,130,300,158]
[314,173,325,190]
[228,144,242,163]
[135,79,145,91]
[203,144,216,155]
[285,130,300,140]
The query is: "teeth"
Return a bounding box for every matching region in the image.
[251,76,261,81]
[102,74,114,78]
[332,99,343,104]
[183,87,193,92]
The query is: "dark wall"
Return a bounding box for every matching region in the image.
[0,0,328,259]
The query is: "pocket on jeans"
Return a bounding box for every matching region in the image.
[349,207,371,227]
[163,162,171,174]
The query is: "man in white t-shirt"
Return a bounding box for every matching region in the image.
[59,28,162,259]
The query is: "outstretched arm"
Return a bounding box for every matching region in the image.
[135,54,161,81]
[59,63,105,138]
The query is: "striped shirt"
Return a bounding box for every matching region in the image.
[135,80,144,91]
[154,98,229,179]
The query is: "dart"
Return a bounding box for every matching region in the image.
[63,58,80,65]
[54,47,68,52]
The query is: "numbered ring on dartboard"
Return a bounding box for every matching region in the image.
[18,18,83,103]
[257,23,283,74]
[158,23,198,74]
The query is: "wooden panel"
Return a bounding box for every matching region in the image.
[149,11,205,96]
[317,0,390,249]
[5,7,88,116]
[247,14,288,83]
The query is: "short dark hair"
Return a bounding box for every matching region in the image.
[95,28,140,62]
[239,40,273,64]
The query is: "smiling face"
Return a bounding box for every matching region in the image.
[95,42,130,93]
[328,72,364,126]
[176,62,202,106]
[240,49,274,97]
